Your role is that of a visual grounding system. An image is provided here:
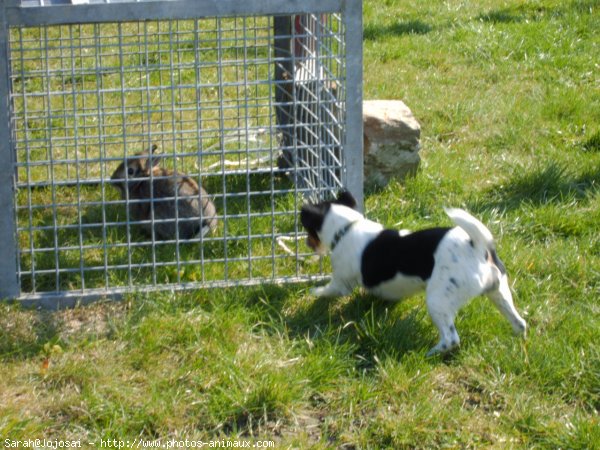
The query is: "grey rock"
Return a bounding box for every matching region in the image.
[363,100,421,187]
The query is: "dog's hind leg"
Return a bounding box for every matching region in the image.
[425,290,462,356]
[486,275,527,336]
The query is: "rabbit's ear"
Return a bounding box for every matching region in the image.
[144,151,163,171]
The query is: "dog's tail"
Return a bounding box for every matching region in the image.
[444,208,495,250]
[445,207,507,275]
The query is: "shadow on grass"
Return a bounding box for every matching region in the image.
[364,20,432,40]
[472,161,599,212]
[0,308,62,361]
[582,130,600,152]
[477,0,596,24]
[477,9,524,24]
[246,284,432,366]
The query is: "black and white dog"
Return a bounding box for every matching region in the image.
[300,191,527,356]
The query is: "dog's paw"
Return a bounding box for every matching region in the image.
[311,283,347,298]
[310,286,334,297]
[425,347,440,357]
[310,286,324,297]
[426,340,459,357]
[514,319,527,337]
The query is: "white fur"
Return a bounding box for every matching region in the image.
[310,205,527,356]
[369,273,424,300]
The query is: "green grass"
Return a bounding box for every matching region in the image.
[2,0,600,447]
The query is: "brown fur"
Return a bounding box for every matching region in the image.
[110,145,217,240]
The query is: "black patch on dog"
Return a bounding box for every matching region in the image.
[489,249,507,274]
[300,190,358,243]
[361,227,451,287]
[449,277,459,288]
[334,190,357,209]
[300,202,331,237]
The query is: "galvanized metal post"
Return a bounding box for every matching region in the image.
[0,3,20,300]
[342,0,364,211]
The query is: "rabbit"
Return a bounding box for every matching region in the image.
[110,144,217,240]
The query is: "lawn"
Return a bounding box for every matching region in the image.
[1,0,599,448]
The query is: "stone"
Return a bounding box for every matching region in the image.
[363,100,421,188]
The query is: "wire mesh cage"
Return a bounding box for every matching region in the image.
[0,0,363,306]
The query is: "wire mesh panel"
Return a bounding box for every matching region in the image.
[275,14,345,194]
[0,0,363,305]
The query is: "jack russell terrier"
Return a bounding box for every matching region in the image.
[300,191,527,356]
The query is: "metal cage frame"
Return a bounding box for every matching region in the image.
[0,0,363,308]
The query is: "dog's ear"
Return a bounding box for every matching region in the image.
[300,203,327,233]
[334,190,357,209]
